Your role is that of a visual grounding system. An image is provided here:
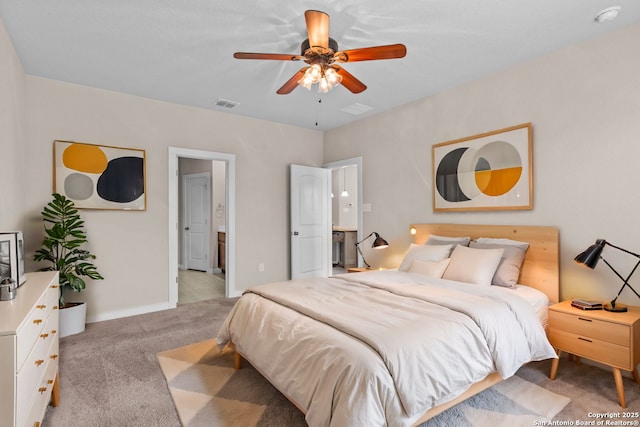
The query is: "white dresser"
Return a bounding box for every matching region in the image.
[0,271,60,427]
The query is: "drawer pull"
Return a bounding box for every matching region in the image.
[36,304,47,309]
[577,317,593,322]
[38,387,47,394]
[51,285,59,288]
[578,337,593,343]
[51,329,57,334]
[40,333,49,339]
[47,379,54,384]
[51,354,59,360]
[33,319,43,325]
[35,359,45,366]
[53,306,59,310]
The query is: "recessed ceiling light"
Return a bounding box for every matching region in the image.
[595,6,621,23]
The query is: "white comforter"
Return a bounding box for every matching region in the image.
[216,270,556,427]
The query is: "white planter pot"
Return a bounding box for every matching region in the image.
[59,302,87,338]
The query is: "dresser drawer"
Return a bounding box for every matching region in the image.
[47,282,59,313]
[549,329,631,369]
[24,338,59,427]
[549,310,630,346]
[16,314,58,426]
[16,292,51,370]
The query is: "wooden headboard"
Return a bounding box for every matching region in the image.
[410,224,559,303]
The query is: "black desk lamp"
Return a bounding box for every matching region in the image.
[355,232,389,269]
[575,239,640,312]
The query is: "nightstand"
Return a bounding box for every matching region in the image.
[548,300,640,407]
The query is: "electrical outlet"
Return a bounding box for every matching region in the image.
[259,263,265,272]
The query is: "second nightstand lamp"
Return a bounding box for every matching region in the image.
[575,239,640,312]
[355,232,389,269]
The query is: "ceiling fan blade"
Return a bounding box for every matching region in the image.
[333,65,367,94]
[234,52,302,61]
[305,10,329,49]
[276,68,308,94]
[336,44,407,62]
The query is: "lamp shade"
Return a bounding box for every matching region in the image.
[574,239,606,269]
[372,233,389,249]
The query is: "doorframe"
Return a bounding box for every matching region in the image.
[323,157,364,266]
[182,172,211,272]
[168,147,236,306]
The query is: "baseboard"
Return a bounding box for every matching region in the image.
[87,301,174,323]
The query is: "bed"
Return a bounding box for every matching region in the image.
[217,223,560,426]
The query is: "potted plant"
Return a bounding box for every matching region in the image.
[34,193,103,337]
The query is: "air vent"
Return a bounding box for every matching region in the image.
[341,103,374,116]
[215,98,239,109]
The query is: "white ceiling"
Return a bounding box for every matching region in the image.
[1,1,639,131]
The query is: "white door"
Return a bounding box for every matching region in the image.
[290,164,331,279]
[183,173,210,271]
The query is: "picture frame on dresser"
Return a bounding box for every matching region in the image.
[0,231,26,286]
[0,233,18,285]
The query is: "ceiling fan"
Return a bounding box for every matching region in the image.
[233,10,407,95]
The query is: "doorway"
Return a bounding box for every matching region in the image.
[168,147,237,307]
[323,157,363,274]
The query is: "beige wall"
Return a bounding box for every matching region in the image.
[4,13,640,320]
[21,77,322,322]
[0,18,26,230]
[324,23,640,304]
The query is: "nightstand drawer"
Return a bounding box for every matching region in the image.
[549,310,630,346]
[548,329,631,369]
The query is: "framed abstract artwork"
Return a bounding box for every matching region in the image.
[432,123,532,212]
[53,140,146,210]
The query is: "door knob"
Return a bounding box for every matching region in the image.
[292,231,299,236]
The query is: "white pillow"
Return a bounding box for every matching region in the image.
[426,234,471,247]
[408,258,451,278]
[469,241,527,287]
[475,237,530,251]
[398,243,452,272]
[442,245,504,286]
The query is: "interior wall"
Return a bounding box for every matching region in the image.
[0,17,26,231]
[212,160,226,271]
[333,166,358,229]
[324,22,640,304]
[22,76,323,322]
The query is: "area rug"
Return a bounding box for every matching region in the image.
[157,339,570,427]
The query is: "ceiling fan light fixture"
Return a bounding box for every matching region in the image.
[299,64,343,93]
[298,64,324,89]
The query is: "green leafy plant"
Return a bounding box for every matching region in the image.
[34,193,104,306]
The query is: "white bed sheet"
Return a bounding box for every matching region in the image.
[499,284,550,327]
[337,270,550,327]
[218,270,556,427]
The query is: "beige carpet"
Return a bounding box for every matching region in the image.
[158,339,570,427]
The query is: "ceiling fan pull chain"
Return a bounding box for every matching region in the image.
[315,96,322,127]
